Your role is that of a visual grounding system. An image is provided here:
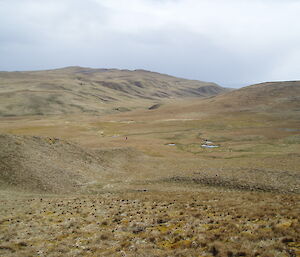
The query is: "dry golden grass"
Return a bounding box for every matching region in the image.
[0,191,299,257]
[0,81,299,256]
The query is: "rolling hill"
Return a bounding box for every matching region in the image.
[207,80,300,112]
[0,134,105,193]
[0,66,227,117]
[0,133,145,194]
[111,80,300,123]
[138,80,300,118]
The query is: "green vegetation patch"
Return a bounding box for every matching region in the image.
[283,135,300,144]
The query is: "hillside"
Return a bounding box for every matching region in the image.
[0,134,106,193]
[0,133,147,194]
[104,81,299,124]
[207,81,300,113]
[0,67,227,117]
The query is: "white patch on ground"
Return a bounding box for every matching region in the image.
[201,144,219,148]
[97,130,104,135]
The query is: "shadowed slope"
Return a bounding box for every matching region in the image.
[0,134,147,194]
[0,134,107,193]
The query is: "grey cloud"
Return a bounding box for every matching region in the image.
[0,0,299,87]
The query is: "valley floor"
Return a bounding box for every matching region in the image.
[0,99,299,256]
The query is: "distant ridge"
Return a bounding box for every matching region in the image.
[0,67,228,117]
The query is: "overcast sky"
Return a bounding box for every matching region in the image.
[0,0,299,87]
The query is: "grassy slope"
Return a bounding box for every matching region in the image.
[0,134,106,193]
[0,67,226,117]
